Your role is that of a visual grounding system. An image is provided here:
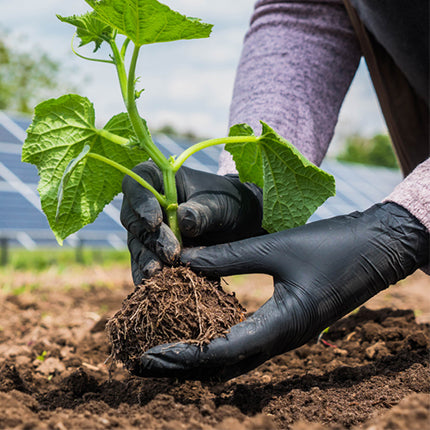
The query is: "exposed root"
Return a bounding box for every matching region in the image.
[106,266,246,371]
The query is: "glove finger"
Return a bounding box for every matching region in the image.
[121,198,154,237]
[133,299,282,380]
[122,163,163,232]
[143,223,181,265]
[128,232,163,283]
[122,199,180,264]
[133,343,268,381]
[177,193,240,238]
[180,234,279,277]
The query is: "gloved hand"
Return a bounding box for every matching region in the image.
[132,202,429,381]
[121,161,265,284]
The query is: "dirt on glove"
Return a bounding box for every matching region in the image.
[106,266,246,371]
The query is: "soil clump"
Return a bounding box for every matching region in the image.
[106,266,246,371]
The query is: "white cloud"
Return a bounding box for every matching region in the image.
[160,0,255,23]
[338,62,386,133]
[149,109,225,137]
[328,60,386,155]
[149,69,233,105]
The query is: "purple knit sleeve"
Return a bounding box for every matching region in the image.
[384,158,430,273]
[218,0,361,174]
[384,158,430,232]
[217,0,429,273]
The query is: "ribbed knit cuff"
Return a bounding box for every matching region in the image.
[383,158,430,274]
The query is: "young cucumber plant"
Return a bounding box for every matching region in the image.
[22,0,335,245]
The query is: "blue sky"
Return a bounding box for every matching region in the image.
[1,0,386,152]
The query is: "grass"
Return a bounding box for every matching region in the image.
[0,247,132,293]
[2,247,130,272]
[0,248,133,293]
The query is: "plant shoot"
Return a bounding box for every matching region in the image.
[22,0,335,244]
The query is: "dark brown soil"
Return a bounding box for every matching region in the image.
[0,274,429,429]
[106,266,246,371]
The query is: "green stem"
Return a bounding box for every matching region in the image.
[121,38,131,58]
[163,168,181,244]
[95,128,130,146]
[110,40,129,104]
[111,39,180,241]
[126,45,168,170]
[87,152,167,207]
[172,135,260,172]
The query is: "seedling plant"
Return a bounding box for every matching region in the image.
[22,0,335,247]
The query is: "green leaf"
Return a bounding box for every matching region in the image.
[226,124,263,188]
[37,351,47,362]
[22,94,149,244]
[86,0,213,46]
[226,122,335,232]
[56,144,91,222]
[57,12,113,52]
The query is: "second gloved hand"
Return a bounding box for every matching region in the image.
[120,161,265,284]
[132,202,429,381]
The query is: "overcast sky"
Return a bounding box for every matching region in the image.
[1,0,386,152]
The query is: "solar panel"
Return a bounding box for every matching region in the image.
[0,111,402,250]
[1,152,40,184]
[0,127,20,145]
[309,160,401,222]
[1,191,46,229]
[11,118,32,132]
[154,135,221,173]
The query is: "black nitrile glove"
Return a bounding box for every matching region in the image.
[132,202,429,381]
[121,161,265,284]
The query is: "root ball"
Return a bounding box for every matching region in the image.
[106,266,246,371]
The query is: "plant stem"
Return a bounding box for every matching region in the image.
[126,45,168,170]
[96,129,130,146]
[163,168,181,244]
[121,38,131,58]
[87,152,167,207]
[110,40,129,103]
[173,135,260,172]
[111,39,182,242]
[124,44,182,242]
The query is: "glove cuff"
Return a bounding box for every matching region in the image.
[379,202,429,274]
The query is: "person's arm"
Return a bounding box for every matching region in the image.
[384,158,430,273]
[219,0,361,174]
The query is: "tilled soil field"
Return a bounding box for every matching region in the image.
[0,269,429,429]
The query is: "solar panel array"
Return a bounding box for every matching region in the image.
[0,111,402,250]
